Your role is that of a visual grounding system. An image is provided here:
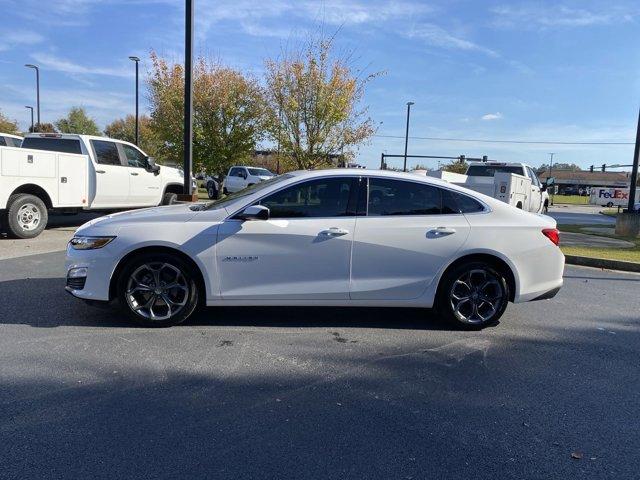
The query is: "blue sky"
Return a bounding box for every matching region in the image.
[1,0,639,169]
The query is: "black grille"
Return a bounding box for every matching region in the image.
[66,277,86,290]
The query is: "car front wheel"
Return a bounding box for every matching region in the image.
[437,261,509,329]
[117,253,200,327]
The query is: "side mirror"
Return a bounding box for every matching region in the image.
[238,205,269,221]
[147,157,161,175]
[540,183,547,192]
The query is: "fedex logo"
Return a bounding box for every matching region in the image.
[596,189,628,199]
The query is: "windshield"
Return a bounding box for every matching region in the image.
[466,165,525,177]
[201,174,293,210]
[248,168,274,176]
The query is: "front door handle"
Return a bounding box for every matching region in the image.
[320,227,349,237]
[96,170,106,174]
[130,172,139,176]
[427,227,456,238]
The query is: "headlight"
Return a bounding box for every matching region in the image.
[69,236,116,250]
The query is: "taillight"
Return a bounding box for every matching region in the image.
[542,228,560,246]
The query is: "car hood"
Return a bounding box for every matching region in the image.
[76,203,220,235]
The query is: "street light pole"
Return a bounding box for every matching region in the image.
[25,106,34,132]
[628,107,640,212]
[128,56,140,146]
[548,152,555,205]
[183,0,194,196]
[24,64,40,130]
[403,101,414,172]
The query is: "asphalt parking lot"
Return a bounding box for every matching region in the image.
[1,215,639,479]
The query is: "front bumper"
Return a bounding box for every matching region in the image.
[65,244,119,302]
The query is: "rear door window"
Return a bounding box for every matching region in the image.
[442,189,485,213]
[91,140,122,166]
[368,178,443,216]
[0,137,6,146]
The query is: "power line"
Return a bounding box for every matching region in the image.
[373,134,635,145]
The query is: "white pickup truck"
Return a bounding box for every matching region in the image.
[1,133,188,238]
[424,162,549,214]
[222,166,275,194]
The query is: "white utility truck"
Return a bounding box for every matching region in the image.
[589,187,640,208]
[423,162,549,214]
[222,166,275,194]
[1,133,188,238]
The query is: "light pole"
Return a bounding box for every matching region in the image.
[25,106,34,132]
[548,152,555,205]
[128,56,140,146]
[628,107,640,213]
[403,101,414,172]
[183,0,194,197]
[24,64,40,130]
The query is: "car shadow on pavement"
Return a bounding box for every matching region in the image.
[0,277,470,331]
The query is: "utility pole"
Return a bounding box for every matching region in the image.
[548,152,555,205]
[24,64,40,129]
[183,0,194,197]
[628,107,640,212]
[25,106,34,132]
[403,102,414,172]
[128,56,140,145]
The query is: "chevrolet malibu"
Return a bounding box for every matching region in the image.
[65,169,564,328]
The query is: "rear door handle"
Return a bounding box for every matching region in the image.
[320,227,349,237]
[427,227,456,238]
[130,172,139,176]
[96,170,106,174]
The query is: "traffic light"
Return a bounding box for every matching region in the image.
[601,164,606,172]
[589,165,594,173]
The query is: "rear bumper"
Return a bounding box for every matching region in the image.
[531,285,562,301]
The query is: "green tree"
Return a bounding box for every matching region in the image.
[147,52,265,175]
[263,36,381,170]
[0,110,19,134]
[193,58,265,177]
[104,114,159,159]
[442,158,468,174]
[29,123,57,133]
[55,107,101,135]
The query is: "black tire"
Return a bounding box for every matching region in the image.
[162,192,178,206]
[516,202,523,210]
[543,201,549,214]
[116,253,200,327]
[606,202,614,208]
[6,193,48,239]
[206,182,218,199]
[436,261,509,330]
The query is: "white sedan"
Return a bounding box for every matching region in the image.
[65,169,564,328]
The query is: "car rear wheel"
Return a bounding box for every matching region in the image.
[437,261,509,329]
[162,192,178,205]
[117,253,199,327]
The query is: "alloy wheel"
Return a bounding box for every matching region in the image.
[449,268,505,324]
[125,262,189,321]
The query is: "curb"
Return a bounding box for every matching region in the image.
[565,255,640,273]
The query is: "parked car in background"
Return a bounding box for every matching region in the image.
[0,133,23,147]
[65,169,564,329]
[0,133,188,238]
[222,166,275,194]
